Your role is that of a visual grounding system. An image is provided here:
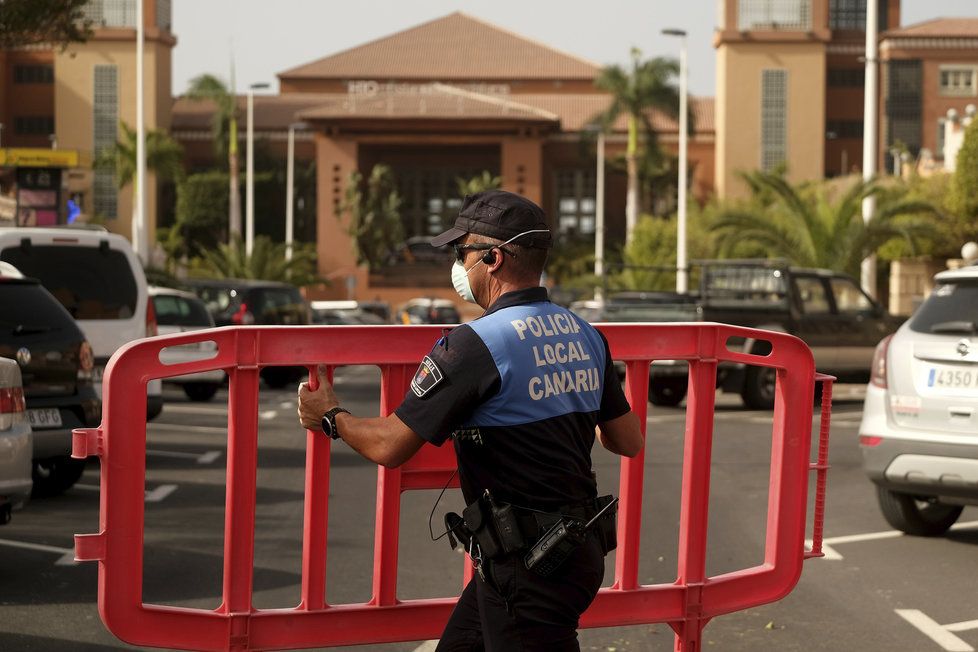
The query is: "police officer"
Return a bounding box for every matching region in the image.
[298,190,643,651]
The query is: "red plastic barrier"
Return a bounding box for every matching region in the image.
[72,323,833,651]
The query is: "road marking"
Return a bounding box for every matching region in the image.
[74,483,178,503]
[948,621,978,633]
[279,400,293,409]
[411,641,438,652]
[897,609,975,651]
[807,520,978,561]
[147,449,222,464]
[145,484,177,502]
[0,538,77,565]
[150,423,227,434]
[260,410,278,420]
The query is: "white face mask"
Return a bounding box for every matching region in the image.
[450,229,550,304]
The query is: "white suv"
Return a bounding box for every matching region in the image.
[0,227,163,419]
[859,264,978,536]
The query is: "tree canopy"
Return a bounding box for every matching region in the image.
[0,0,91,49]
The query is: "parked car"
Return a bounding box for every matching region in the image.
[0,357,32,522]
[396,297,461,324]
[586,260,901,408]
[183,278,310,388]
[0,268,100,497]
[0,226,163,419]
[150,286,224,402]
[310,300,387,325]
[859,264,978,536]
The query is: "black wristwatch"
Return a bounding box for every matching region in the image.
[320,407,351,440]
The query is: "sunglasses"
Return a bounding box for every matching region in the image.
[453,243,504,263]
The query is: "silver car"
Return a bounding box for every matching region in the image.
[150,287,224,402]
[859,264,978,536]
[0,357,32,524]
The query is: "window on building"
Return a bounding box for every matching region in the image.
[13,64,54,84]
[738,0,811,31]
[827,68,865,87]
[82,0,137,28]
[828,0,889,31]
[156,0,172,31]
[939,67,978,97]
[886,60,922,156]
[394,168,486,239]
[761,69,788,171]
[554,169,597,236]
[13,116,55,135]
[826,120,864,139]
[93,65,118,219]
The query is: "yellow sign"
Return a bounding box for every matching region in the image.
[0,148,80,168]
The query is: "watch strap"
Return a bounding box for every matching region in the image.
[321,407,351,440]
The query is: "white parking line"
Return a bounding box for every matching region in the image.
[260,410,278,420]
[147,449,222,464]
[74,483,178,503]
[897,609,976,651]
[807,521,978,561]
[411,641,438,652]
[0,538,77,565]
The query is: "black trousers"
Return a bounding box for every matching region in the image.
[435,534,605,652]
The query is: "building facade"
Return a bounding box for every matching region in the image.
[714,0,902,197]
[0,0,174,241]
[172,12,715,304]
[880,18,978,170]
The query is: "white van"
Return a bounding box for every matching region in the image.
[0,227,163,419]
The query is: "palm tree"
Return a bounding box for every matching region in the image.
[593,49,682,243]
[185,73,241,239]
[93,121,184,240]
[711,170,939,277]
[93,121,184,188]
[191,235,322,286]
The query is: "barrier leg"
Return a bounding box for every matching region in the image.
[300,365,333,610]
[616,360,650,590]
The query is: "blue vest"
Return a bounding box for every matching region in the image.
[464,301,607,427]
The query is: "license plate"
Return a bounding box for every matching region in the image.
[28,408,62,429]
[927,367,978,389]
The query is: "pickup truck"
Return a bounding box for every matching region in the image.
[571,260,902,409]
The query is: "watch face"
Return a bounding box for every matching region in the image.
[321,415,334,437]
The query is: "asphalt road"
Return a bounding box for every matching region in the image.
[1,369,976,652]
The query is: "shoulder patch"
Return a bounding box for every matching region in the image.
[411,355,444,398]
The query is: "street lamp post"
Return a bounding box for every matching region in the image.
[662,28,689,293]
[861,0,880,299]
[246,82,270,258]
[595,130,605,302]
[285,122,307,263]
[133,0,147,264]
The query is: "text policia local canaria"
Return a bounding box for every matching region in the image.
[510,315,601,401]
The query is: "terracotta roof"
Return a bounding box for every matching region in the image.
[278,12,601,81]
[171,89,716,135]
[514,94,715,134]
[883,17,978,38]
[296,83,560,124]
[171,94,334,130]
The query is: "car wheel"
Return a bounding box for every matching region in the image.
[31,456,87,498]
[184,382,219,402]
[876,486,963,536]
[649,377,688,407]
[740,365,776,410]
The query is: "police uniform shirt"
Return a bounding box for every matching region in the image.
[395,287,631,509]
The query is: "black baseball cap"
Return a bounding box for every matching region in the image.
[430,190,553,249]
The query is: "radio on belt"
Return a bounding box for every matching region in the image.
[523,497,618,576]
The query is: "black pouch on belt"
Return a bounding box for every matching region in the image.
[462,497,502,559]
[594,494,618,555]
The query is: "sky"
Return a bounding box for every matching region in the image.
[172,1,978,98]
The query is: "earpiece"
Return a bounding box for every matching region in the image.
[482,250,497,265]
